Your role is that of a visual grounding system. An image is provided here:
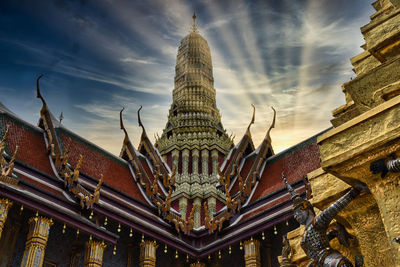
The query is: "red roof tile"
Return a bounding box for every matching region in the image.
[59,132,147,203]
[251,141,320,201]
[5,119,53,176]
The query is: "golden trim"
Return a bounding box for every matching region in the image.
[0,127,19,186]
[84,240,107,267]
[139,240,158,267]
[190,262,205,267]
[21,216,54,267]
[59,152,103,209]
[120,111,194,234]
[243,239,261,267]
[0,198,13,240]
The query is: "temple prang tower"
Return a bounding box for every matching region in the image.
[155,13,233,225]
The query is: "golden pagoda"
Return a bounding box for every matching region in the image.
[156,13,233,226]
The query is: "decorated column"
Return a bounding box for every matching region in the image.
[190,261,206,267]
[0,198,13,239]
[191,149,200,184]
[207,196,216,219]
[172,150,180,182]
[211,150,219,184]
[193,198,202,228]
[139,240,158,267]
[182,149,189,177]
[179,197,188,219]
[20,216,53,267]
[84,239,107,267]
[201,150,209,184]
[243,238,260,267]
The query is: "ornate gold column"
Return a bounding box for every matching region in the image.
[172,150,179,169]
[191,149,200,184]
[179,197,188,219]
[139,240,158,267]
[20,216,53,267]
[172,150,179,182]
[84,239,107,267]
[182,149,189,177]
[243,238,260,267]
[207,196,216,219]
[211,150,219,184]
[193,198,202,228]
[190,261,206,267]
[201,150,209,183]
[0,198,13,239]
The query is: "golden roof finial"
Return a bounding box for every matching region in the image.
[246,104,256,133]
[192,12,197,32]
[265,106,276,143]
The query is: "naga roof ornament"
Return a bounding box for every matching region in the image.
[0,127,19,185]
[36,75,103,209]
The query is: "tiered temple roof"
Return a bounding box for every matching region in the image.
[0,14,323,265]
[0,84,322,258]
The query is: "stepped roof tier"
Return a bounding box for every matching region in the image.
[156,14,232,155]
[0,76,321,260]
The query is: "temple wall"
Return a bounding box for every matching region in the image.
[4,207,26,266]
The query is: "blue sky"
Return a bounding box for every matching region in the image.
[0,0,375,154]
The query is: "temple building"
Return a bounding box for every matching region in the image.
[155,15,234,227]
[0,0,400,266]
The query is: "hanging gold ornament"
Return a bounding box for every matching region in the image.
[218,250,221,259]
[186,254,189,262]
[175,250,179,259]
[104,217,108,226]
[117,223,121,232]
[129,228,133,237]
[62,223,66,234]
[164,244,168,253]
[274,226,277,235]
[20,205,24,215]
[262,231,265,240]
[89,211,93,220]
[113,245,117,255]
[141,234,144,242]
[229,246,232,254]
[240,241,243,250]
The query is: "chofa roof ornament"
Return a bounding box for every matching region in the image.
[281,172,312,211]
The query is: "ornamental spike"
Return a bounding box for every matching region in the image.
[282,172,299,200]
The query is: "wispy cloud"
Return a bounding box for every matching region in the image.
[121,57,158,65]
[0,0,376,155]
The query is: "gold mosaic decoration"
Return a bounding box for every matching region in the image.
[0,127,18,186]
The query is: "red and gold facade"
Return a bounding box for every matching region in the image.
[1,1,398,266]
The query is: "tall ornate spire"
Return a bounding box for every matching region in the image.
[155,13,233,212]
[192,12,197,32]
[156,14,232,156]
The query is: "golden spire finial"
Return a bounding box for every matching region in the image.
[192,12,197,32]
